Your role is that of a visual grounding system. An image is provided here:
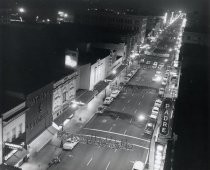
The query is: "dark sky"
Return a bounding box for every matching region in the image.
[1,0,208,15]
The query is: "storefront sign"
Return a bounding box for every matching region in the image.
[160,103,170,136]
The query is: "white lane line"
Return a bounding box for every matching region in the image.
[106,161,111,170]
[78,134,150,150]
[87,157,93,166]
[83,127,150,142]
[124,129,127,135]
[109,127,112,132]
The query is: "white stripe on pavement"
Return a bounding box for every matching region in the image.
[87,157,93,166]
[106,161,111,170]
[83,127,150,142]
[77,134,150,150]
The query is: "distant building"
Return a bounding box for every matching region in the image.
[0,95,28,167]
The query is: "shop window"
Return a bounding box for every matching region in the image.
[12,127,16,141]
[63,91,67,102]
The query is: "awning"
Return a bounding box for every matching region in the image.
[93,81,109,94]
[76,90,97,104]
[5,148,28,166]
[0,164,21,170]
[54,107,76,126]
[105,64,126,81]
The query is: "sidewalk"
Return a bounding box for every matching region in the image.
[20,94,103,170]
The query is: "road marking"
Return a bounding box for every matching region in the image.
[114,149,117,152]
[83,128,150,142]
[124,129,127,135]
[87,157,93,166]
[116,116,119,120]
[130,118,132,124]
[106,161,111,170]
[109,127,112,132]
[78,133,150,150]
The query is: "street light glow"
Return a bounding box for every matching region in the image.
[18,7,25,13]
[112,70,117,74]
[138,114,145,121]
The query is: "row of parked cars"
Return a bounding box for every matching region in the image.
[144,98,163,136]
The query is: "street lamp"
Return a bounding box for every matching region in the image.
[18,7,25,13]
[138,114,146,121]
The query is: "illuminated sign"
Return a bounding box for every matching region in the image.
[4,143,23,150]
[160,103,170,136]
[65,50,78,68]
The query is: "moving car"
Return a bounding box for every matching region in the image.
[159,88,165,95]
[154,99,162,108]
[110,90,120,98]
[144,122,155,135]
[103,97,113,105]
[132,161,145,170]
[63,136,80,150]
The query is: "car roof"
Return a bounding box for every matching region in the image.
[133,161,144,169]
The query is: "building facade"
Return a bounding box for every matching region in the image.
[25,83,53,144]
[52,72,78,120]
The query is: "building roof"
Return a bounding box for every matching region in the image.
[0,94,25,115]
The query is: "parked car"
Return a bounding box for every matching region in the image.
[124,76,130,83]
[152,106,159,114]
[154,99,162,108]
[127,73,133,78]
[97,105,108,114]
[103,97,114,105]
[162,80,167,86]
[159,88,165,95]
[110,90,120,98]
[152,62,158,68]
[132,161,145,170]
[150,113,158,120]
[146,61,151,65]
[144,122,155,135]
[63,136,80,150]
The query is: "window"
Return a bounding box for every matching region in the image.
[6,132,10,142]
[19,123,23,134]
[12,127,16,140]
[63,91,67,102]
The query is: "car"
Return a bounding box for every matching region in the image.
[163,75,168,81]
[127,73,133,78]
[159,88,165,95]
[162,80,167,86]
[124,76,130,83]
[63,136,80,150]
[132,161,145,170]
[97,105,108,114]
[152,106,159,114]
[146,61,151,65]
[103,97,113,105]
[156,70,161,75]
[110,90,120,98]
[150,113,158,120]
[153,62,158,66]
[154,99,162,108]
[140,58,145,63]
[144,122,155,135]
